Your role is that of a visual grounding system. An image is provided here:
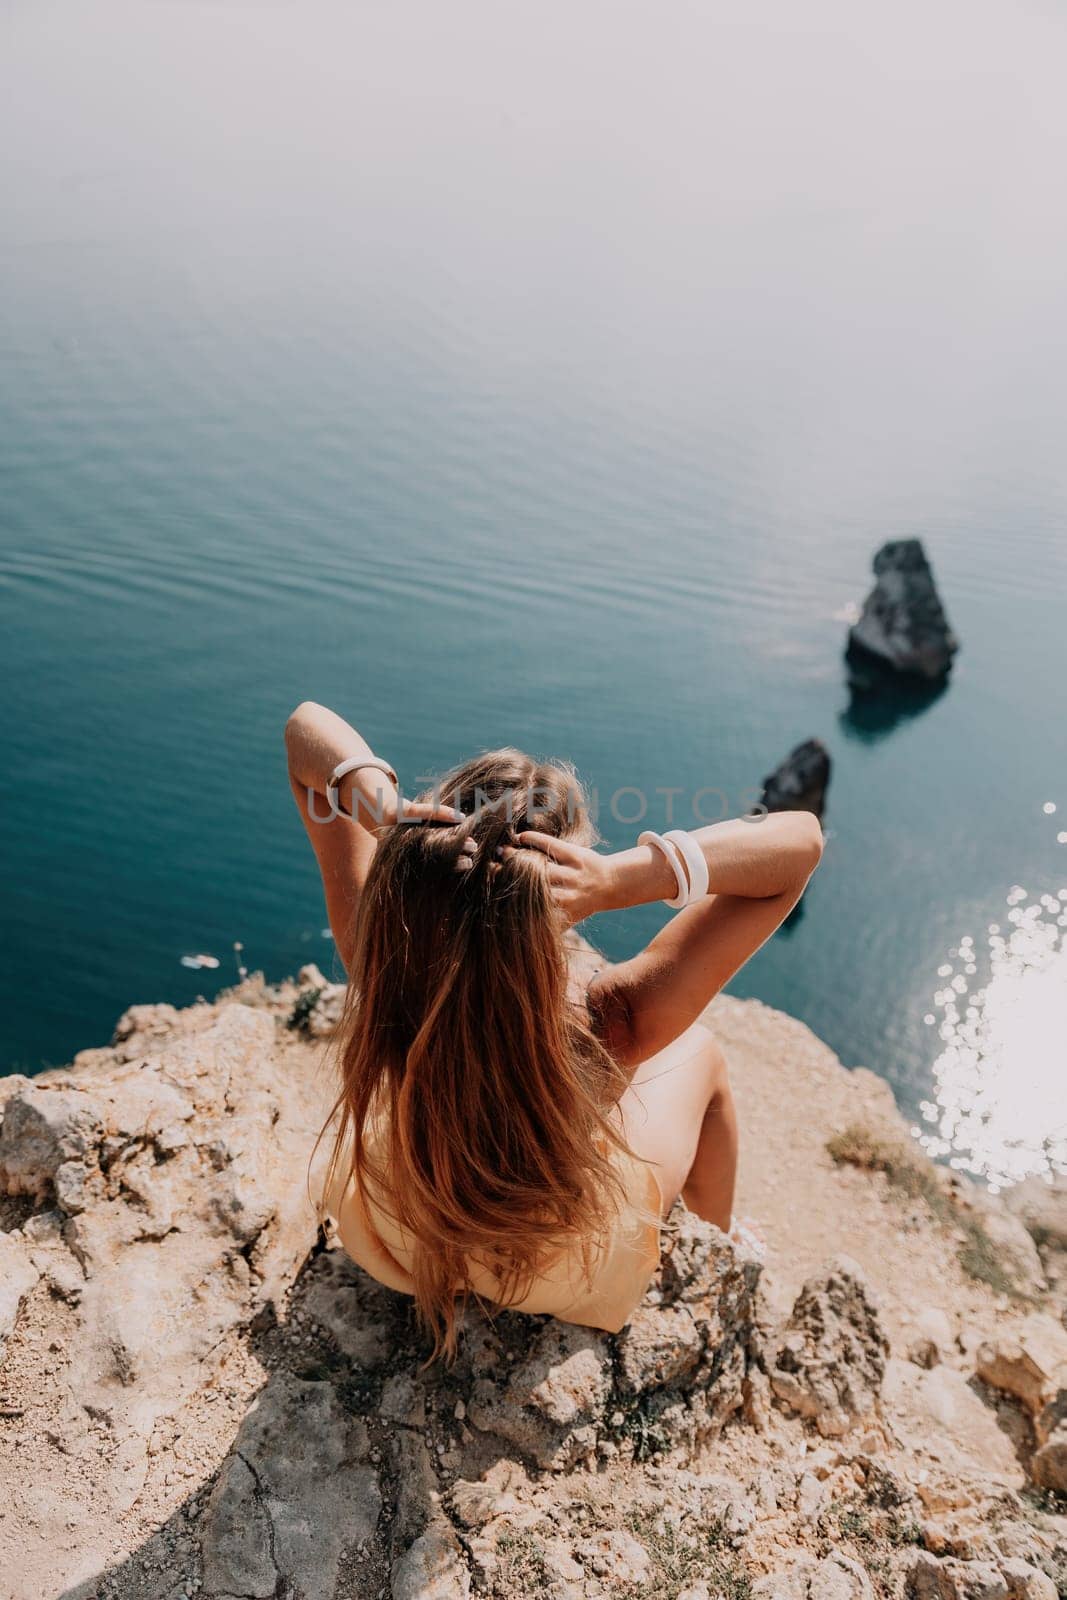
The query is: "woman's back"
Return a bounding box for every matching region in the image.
[287,702,822,1361]
[325,1097,665,1333]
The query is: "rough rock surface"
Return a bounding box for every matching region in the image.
[846,539,959,688]
[2,978,1065,1600]
[975,1317,1067,1497]
[760,738,832,821]
[976,1316,1067,1418]
[1004,1177,1067,1252]
[769,1258,890,1437]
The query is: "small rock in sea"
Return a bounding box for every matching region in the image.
[846,538,958,689]
[760,738,831,820]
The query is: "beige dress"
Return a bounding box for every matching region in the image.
[324,1110,665,1334]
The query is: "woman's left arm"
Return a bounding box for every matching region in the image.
[507,811,823,1063]
[285,702,389,972]
[284,701,460,972]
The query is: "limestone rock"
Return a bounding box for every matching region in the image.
[810,1553,877,1599]
[998,1560,1059,1600]
[2,1001,329,1576]
[908,1307,956,1368]
[914,1307,956,1358]
[290,967,348,1038]
[907,1553,986,1598]
[769,1257,889,1436]
[696,1471,759,1540]
[615,1302,703,1392]
[846,539,958,687]
[1002,1175,1067,1251]
[760,738,832,820]
[6,979,1055,1600]
[883,1360,1024,1483]
[950,1183,1048,1297]
[1029,1423,1067,1495]
[391,1525,471,1600]
[112,1002,181,1044]
[975,1316,1067,1417]
[0,1230,40,1353]
[752,1559,818,1599]
[574,1528,651,1584]
[467,1321,612,1471]
[1034,1384,1067,1447]
[0,1083,106,1201]
[540,1538,585,1593]
[907,1552,1058,1599]
[465,1208,760,1471]
[300,1247,395,1368]
[200,1376,381,1600]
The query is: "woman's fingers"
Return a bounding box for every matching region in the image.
[398,799,466,825]
[511,831,580,863]
[497,842,571,879]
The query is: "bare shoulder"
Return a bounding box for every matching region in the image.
[581,961,639,1067]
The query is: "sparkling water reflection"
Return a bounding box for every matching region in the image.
[919,811,1067,1189]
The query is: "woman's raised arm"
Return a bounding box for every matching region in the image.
[285,702,388,972]
[514,811,824,1067]
[284,701,461,971]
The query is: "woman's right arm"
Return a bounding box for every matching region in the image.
[515,812,824,1066]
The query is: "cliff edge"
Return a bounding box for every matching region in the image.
[0,977,1064,1600]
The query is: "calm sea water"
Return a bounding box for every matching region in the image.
[2,0,1066,1185]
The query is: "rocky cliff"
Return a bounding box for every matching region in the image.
[1,977,1064,1600]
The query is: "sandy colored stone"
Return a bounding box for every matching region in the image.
[883,1361,1025,1485]
[0,1231,40,1352]
[975,1315,1067,1417]
[769,1257,889,1436]
[1003,1176,1067,1251]
[2,977,1066,1600]
[1029,1423,1067,1495]
[391,1525,471,1600]
[574,1527,651,1584]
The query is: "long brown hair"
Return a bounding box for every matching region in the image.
[323,749,642,1364]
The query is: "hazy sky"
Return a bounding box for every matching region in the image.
[3,0,1066,509]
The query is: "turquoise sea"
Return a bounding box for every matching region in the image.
[2,0,1066,1186]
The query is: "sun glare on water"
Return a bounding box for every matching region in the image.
[919,811,1067,1190]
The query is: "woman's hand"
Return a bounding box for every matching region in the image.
[501,833,619,925]
[342,768,463,835]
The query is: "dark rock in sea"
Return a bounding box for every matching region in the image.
[760,738,831,820]
[846,539,958,690]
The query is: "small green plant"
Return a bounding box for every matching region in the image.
[608,1393,672,1462]
[836,1504,876,1544]
[832,1497,924,1551]
[289,986,325,1033]
[621,1508,752,1600]
[885,1512,925,1549]
[491,1530,552,1597]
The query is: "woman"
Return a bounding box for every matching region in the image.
[286,701,822,1363]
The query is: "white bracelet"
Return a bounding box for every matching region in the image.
[326,756,399,816]
[637,831,689,910]
[664,829,710,905]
